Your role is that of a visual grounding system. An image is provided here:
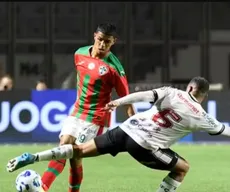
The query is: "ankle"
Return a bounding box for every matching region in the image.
[42,183,48,192]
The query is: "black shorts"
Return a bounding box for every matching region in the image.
[94,127,181,171]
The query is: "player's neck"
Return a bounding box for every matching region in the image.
[189,93,202,104]
[196,97,204,104]
[90,47,108,59]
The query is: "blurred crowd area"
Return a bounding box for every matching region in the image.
[0,2,230,91]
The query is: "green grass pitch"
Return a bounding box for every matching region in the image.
[1,144,229,192]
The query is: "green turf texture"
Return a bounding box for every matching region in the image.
[1,144,229,192]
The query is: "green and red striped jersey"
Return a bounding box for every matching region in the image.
[71,45,129,127]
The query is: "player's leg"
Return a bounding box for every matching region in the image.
[69,158,82,192]
[155,153,189,192]
[6,127,127,171]
[41,134,76,191]
[68,125,106,192]
[126,139,189,192]
[41,116,79,191]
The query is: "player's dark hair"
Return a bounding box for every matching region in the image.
[36,79,47,86]
[95,23,117,37]
[189,76,209,94]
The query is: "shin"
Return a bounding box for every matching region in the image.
[156,158,190,192]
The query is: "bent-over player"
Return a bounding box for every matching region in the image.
[7,76,229,192]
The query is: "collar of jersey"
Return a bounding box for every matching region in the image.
[88,45,111,61]
[88,45,111,60]
[188,93,199,103]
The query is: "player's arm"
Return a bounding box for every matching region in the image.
[125,104,135,117]
[219,126,230,136]
[198,112,230,136]
[105,87,167,112]
[113,69,135,117]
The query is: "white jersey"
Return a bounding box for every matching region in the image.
[120,87,225,151]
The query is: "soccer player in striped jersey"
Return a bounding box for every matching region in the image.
[40,23,135,192]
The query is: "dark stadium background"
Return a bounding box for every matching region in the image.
[1,3,230,192]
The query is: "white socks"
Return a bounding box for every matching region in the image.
[156,176,181,192]
[35,144,74,161]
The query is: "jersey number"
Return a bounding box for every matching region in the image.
[152,108,182,128]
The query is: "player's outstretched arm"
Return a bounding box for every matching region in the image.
[214,125,230,137]
[199,112,230,137]
[105,90,155,112]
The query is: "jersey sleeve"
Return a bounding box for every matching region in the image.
[197,111,225,135]
[152,87,170,103]
[74,49,80,64]
[113,71,129,97]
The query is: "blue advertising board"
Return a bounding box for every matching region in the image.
[0,90,229,143]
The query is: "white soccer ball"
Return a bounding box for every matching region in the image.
[15,170,42,192]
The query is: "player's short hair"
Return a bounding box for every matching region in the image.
[36,79,47,86]
[189,76,209,94]
[95,23,117,37]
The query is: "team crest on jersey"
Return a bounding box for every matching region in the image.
[99,65,108,76]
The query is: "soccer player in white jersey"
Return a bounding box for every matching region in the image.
[7,76,230,192]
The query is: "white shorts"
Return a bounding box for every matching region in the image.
[59,116,108,144]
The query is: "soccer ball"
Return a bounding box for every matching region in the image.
[15,170,42,192]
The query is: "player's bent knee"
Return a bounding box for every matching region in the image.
[171,158,190,174]
[179,159,190,174]
[60,135,76,145]
[183,160,190,173]
[169,158,189,181]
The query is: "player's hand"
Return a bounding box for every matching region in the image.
[104,101,120,112]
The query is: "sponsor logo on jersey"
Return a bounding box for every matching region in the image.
[130,119,139,125]
[202,112,218,128]
[139,118,147,121]
[78,61,85,65]
[99,65,108,76]
[88,62,95,70]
